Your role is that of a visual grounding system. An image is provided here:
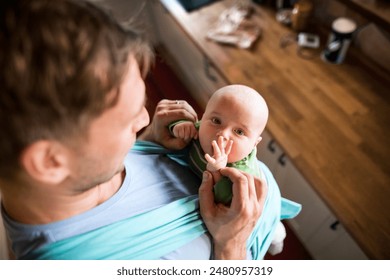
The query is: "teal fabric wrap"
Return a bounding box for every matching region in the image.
[25,141,301,260]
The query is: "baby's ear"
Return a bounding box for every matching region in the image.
[255,136,262,146]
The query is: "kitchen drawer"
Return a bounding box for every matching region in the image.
[305,215,368,259]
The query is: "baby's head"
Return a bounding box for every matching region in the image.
[199,84,268,163]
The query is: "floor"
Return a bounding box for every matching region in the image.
[145,54,312,260]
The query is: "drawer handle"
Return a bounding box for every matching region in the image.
[204,58,218,82]
[330,220,340,231]
[268,140,276,153]
[278,153,286,166]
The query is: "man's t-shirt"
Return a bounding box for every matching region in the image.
[2,147,212,259]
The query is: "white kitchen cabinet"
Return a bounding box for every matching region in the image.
[257,130,368,259]
[257,131,283,172]
[149,0,227,108]
[257,131,330,243]
[305,215,368,260]
[274,156,334,244]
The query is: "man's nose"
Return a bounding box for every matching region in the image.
[135,107,150,133]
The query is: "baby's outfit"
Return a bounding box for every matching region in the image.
[169,121,263,204]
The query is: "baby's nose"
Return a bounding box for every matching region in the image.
[217,129,230,140]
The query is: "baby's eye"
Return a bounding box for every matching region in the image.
[211,117,221,124]
[234,129,245,136]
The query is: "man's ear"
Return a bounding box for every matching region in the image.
[20,141,70,185]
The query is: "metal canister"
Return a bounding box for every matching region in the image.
[322,17,357,64]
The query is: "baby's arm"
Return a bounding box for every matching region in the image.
[205,136,233,181]
[171,121,198,142]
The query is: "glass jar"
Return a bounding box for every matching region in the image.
[291,0,313,32]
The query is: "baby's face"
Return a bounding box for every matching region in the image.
[199,91,267,163]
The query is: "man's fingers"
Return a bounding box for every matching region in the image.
[156,108,197,123]
[219,167,250,208]
[156,100,198,122]
[198,171,215,217]
[255,176,268,205]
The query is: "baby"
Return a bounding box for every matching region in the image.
[169,84,269,204]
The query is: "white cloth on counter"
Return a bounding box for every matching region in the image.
[206,3,261,49]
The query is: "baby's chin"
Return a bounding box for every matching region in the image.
[227,154,242,164]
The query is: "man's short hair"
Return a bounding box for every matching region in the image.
[0,0,153,178]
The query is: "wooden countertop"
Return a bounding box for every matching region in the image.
[159,0,390,259]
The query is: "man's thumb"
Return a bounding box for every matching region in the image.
[199,171,215,211]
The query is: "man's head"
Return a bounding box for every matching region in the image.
[0,0,152,183]
[199,84,268,163]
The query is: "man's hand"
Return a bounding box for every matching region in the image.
[198,167,268,259]
[138,99,197,149]
[205,136,233,172]
[172,121,198,142]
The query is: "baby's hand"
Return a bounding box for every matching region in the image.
[205,136,233,172]
[172,121,198,142]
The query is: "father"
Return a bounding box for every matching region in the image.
[0,0,298,260]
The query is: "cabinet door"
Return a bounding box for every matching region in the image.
[150,1,226,108]
[273,155,332,244]
[256,130,284,173]
[305,215,368,260]
[257,133,328,243]
[257,134,367,259]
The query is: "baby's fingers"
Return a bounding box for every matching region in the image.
[172,126,183,139]
[205,153,215,164]
[225,140,233,155]
[211,140,222,157]
[217,136,226,149]
[183,125,193,141]
[190,125,198,140]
